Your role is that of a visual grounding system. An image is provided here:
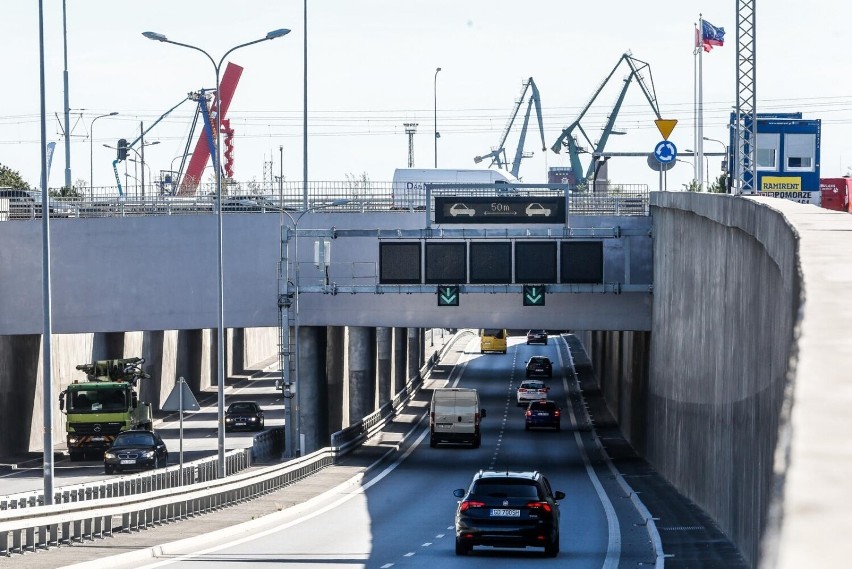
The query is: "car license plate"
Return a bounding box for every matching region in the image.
[491,508,521,517]
[91,436,104,441]
[236,422,246,426]
[120,459,135,465]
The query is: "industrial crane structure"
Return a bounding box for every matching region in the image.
[474,77,546,179]
[550,52,661,183]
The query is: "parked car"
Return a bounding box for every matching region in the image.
[524,400,561,431]
[526,329,548,345]
[453,470,564,556]
[525,355,553,377]
[225,401,265,432]
[103,430,168,474]
[517,379,549,406]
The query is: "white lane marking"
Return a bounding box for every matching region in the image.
[435,533,445,538]
[404,552,415,557]
[381,564,394,568]
[555,338,622,569]
[422,542,432,547]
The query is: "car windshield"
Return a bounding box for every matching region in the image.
[228,403,258,413]
[530,402,556,411]
[67,388,127,412]
[530,357,549,364]
[472,480,541,499]
[114,433,155,446]
[521,382,543,389]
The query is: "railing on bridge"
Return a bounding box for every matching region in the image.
[0,182,650,220]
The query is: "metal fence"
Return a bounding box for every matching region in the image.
[1,182,649,220]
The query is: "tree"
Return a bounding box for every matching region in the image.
[0,163,31,190]
[708,173,728,194]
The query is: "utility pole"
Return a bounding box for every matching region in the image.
[62,0,72,191]
[404,123,418,168]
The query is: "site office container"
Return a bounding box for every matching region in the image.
[819,178,851,212]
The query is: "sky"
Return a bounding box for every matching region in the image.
[3,1,852,193]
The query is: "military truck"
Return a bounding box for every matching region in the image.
[59,357,153,460]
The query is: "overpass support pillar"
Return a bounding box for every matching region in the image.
[393,328,407,394]
[326,326,345,435]
[177,329,204,394]
[376,327,392,407]
[0,335,40,456]
[140,331,165,410]
[407,328,421,382]
[348,326,376,426]
[298,326,328,453]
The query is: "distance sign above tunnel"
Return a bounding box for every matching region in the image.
[434,196,566,224]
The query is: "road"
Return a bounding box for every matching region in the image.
[119,335,656,568]
[0,363,284,495]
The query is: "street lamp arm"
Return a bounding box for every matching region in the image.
[218,29,290,69]
[143,32,217,70]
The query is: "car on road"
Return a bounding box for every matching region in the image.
[516,379,549,406]
[524,400,561,431]
[525,355,553,377]
[526,329,548,345]
[453,470,564,556]
[225,401,265,432]
[103,430,168,474]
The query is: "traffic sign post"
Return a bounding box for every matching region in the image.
[437,285,460,306]
[654,140,677,164]
[162,376,200,473]
[523,285,545,306]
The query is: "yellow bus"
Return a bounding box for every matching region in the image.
[480,329,508,354]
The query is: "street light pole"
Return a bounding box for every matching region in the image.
[62,0,72,191]
[144,27,291,478]
[433,67,441,169]
[90,112,118,200]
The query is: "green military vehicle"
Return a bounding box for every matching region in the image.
[59,357,153,460]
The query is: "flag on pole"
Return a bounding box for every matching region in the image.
[43,141,56,186]
[700,20,725,52]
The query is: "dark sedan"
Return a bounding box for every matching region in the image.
[453,470,564,556]
[525,355,553,378]
[526,329,548,345]
[103,430,168,474]
[225,401,265,432]
[525,400,561,431]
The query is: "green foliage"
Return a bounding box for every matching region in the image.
[708,173,728,194]
[0,163,31,190]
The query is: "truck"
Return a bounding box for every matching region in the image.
[59,357,153,460]
[392,168,518,210]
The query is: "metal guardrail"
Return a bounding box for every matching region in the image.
[0,182,650,220]
[0,330,464,556]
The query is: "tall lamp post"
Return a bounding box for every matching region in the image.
[90,112,118,199]
[279,199,348,458]
[433,67,441,168]
[144,27,291,477]
[704,135,729,174]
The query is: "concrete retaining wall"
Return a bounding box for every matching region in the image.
[585,193,852,567]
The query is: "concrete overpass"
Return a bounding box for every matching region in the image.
[0,193,850,566]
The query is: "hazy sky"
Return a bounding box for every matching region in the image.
[3,1,850,192]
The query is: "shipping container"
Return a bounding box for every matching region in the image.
[819,178,851,212]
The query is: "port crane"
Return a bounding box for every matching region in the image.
[550,52,661,182]
[474,77,546,179]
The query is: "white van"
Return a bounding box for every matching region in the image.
[430,388,486,448]
[392,168,517,210]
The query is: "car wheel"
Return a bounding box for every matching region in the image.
[104,465,114,475]
[545,535,559,557]
[455,539,471,556]
[472,434,481,449]
[544,340,548,345]
[69,450,83,461]
[429,435,437,448]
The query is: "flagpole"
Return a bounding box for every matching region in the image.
[693,22,699,187]
[698,14,705,191]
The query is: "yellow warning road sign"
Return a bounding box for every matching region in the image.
[655,119,678,140]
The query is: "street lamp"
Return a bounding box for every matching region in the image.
[143,27,291,477]
[685,149,708,190]
[279,199,348,458]
[90,112,118,199]
[434,67,441,168]
[704,136,729,172]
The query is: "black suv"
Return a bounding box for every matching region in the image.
[453,470,564,556]
[526,329,548,345]
[525,355,553,377]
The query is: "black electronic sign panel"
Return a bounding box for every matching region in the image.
[379,242,421,284]
[561,241,604,284]
[434,196,566,224]
[469,242,511,284]
[515,242,557,284]
[425,242,466,284]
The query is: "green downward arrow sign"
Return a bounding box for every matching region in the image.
[438,286,459,306]
[523,285,545,306]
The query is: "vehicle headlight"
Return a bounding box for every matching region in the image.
[142,451,155,458]
[104,452,115,459]
[68,437,79,444]
[225,417,234,422]
[249,417,257,422]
